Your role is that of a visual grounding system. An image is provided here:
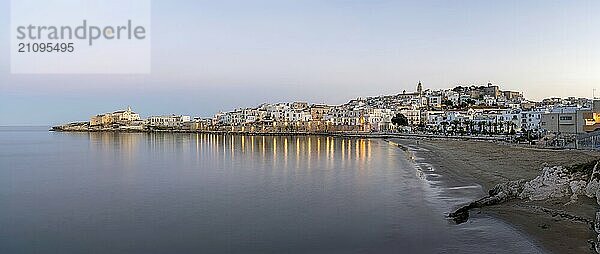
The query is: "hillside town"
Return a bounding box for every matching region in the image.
[54,82,600,148]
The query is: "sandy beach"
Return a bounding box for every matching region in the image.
[391,138,600,254]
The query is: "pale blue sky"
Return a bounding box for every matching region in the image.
[1,0,599,125]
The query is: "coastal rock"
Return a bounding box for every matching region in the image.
[596,212,600,234]
[567,180,588,203]
[597,235,600,254]
[520,166,571,201]
[489,179,526,198]
[585,162,600,198]
[449,180,526,224]
[570,180,587,195]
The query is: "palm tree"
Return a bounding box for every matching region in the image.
[509,122,517,135]
[451,120,460,134]
[477,121,484,134]
[469,120,475,134]
[440,121,449,134]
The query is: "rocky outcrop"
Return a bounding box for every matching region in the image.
[489,179,527,198]
[514,164,593,205]
[449,163,595,218]
[586,162,600,205]
[448,160,600,252]
[596,212,600,234]
[572,180,588,196]
[595,212,600,253]
[577,161,600,254]
[51,122,90,131]
[450,165,586,224]
[449,179,526,224]
[520,166,572,201]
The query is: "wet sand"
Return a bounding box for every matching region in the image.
[391,138,600,254]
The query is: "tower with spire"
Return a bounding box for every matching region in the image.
[417,81,423,95]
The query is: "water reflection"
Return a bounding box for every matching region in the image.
[80,133,374,173]
[1,129,544,254]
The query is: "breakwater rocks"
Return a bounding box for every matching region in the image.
[450,160,600,252]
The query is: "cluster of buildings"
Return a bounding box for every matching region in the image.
[84,82,600,138]
[90,107,142,130]
[89,107,191,131]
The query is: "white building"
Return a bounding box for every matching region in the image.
[427,95,442,109]
[147,115,191,128]
[520,110,543,131]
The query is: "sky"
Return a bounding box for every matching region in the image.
[1,0,599,125]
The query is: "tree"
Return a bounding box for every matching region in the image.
[509,122,517,135]
[440,121,449,133]
[451,120,460,133]
[466,120,474,134]
[391,113,409,126]
[477,121,484,134]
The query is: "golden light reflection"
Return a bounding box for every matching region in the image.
[330,138,335,160]
[341,139,345,161]
[196,133,200,161]
[359,139,367,162]
[325,137,330,159]
[85,133,382,185]
[273,137,277,167]
[296,137,300,167]
[317,138,321,160]
[284,137,289,167]
[347,139,351,160]
[262,136,266,157]
[307,137,312,170]
[367,139,371,160]
[221,135,226,160]
[241,135,245,153]
[230,135,234,159]
[355,139,359,160]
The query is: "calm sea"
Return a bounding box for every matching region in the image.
[0,127,544,253]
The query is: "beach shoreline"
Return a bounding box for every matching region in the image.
[389,138,599,254]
